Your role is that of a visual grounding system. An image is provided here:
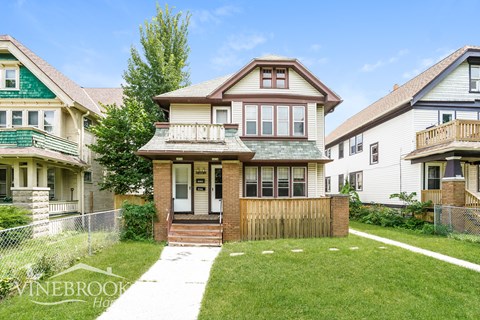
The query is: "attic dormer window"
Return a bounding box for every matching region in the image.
[261,67,288,89]
[470,64,480,92]
[1,67,19,90]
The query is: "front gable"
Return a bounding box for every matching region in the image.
[225,67,324,97]
[0,53,56,99]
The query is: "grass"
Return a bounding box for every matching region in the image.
[0,241,162,320]
[350,221,480,264]
[200,236,480,320]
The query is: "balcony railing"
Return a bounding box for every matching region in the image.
[416,119,480,149]
[0,128,78,156]
[167,123,225,142]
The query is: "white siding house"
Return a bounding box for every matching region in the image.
[326,45,480,207]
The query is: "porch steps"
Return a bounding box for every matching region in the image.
[168,223,222,247]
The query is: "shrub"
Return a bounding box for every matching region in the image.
[120,202,157,241]
[389,192,432,217]
[32,254,58,280]
[0,205,31,229]
[0,277,13,300]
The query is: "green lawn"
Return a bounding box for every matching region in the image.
[200,236,480,320]
[350,221,480,264]
[0,241,163,320]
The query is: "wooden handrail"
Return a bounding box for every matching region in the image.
[466,190,480,207]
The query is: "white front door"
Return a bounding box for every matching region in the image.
[211,165,222,213]
[173,164,191,212]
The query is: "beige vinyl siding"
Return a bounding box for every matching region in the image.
[316,106,325,150]
[413,109,438,131]
[231,101,242,133]
[456,110,477,120]
[170,104,211,124]
[226,68,323,97]
[194,161,208,214]
[307,103,317,141]
[317,164,325,197]
[307,163,317,197]
[422,61,480,101]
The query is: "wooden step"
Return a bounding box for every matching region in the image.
[169,229,221,237]
[170,223,222,231]
[168,222,223,247]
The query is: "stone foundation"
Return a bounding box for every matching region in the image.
[12,187,50,237]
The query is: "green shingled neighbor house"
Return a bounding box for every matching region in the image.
[0,35,123,218]
[137,55,349,246]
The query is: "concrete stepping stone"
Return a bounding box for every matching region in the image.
[262,250,274,254]
[291,249,303,253]
[378,246,387,250]
[229,252,244,257]
[329,248,340,251]
[349,246,359,250]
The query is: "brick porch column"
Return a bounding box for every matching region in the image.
[330,194,349,237]
[153,160,172,241]
[222,160,241,241]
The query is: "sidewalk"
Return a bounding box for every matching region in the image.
[97,246,221,320]
[350,228,480,273]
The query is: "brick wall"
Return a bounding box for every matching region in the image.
[222,160,241,241]
[153,160,172,241]
[330,195,349,237]
[441,178,466,232]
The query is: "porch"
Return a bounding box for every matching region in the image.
[416,119,480,150]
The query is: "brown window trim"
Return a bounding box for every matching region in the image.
[243,164,308,198]
[260,67,289,89]
[242,103,307,138]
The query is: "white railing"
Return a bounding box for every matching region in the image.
[49,200,79,214]
[167,123,225,142]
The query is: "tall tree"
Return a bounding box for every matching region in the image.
[89,4,190,196]
[123,4,191,119]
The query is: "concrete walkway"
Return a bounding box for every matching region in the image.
[97,246,221,320]
[350,228,480,273]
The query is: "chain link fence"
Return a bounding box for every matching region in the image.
[0,209,121,279]
[434,205,480,237]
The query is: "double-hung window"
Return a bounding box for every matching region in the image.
[339,142,344,159]
[370,143,379,164]
[245,105,257,135]
[213,106,231,124]
[325,177,331,193]
[43,111,55,133]
[28,111,39,128]
[261,105,273,135]
[293,106,305,136]
[261,167,274,197]
[277,106,289,136]
[293,167,306,197]
[0,111,6,128]
[350,134,363,155]
[245,167,258,197]
[12,111,23,127]
[470,64,480,92]
[277,167,290,197]
[338,174,344,191]
[349,171,363,191]
[262,68,273,88]
[261,67,288,88]
[275,68,286,88]
[47,168,55,199]
[4,69,18,89]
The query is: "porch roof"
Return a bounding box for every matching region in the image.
[0,147,87,167]
[137,128,255,161]
[242,140,332,163]
[404,141,480,163]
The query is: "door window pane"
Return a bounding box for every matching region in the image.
[12,111,22,127]
[175,166,189,199]
[214,168,222,199]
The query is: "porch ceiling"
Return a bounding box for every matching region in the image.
[405,141,480,164]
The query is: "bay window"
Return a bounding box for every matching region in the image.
[28,111,39,128]
[0,111,6,128]
[43,111,55,133]
[12,111,23,127]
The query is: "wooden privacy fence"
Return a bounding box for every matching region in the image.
[114,194,146,209]
[240,198,331,241]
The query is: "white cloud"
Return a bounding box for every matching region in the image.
[402,48,455,79]
[226,33,266,51]
[191,5,242,31]
[361,49,410,72]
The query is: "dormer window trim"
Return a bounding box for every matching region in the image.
[0,66,20,91]
[260,67,289,89]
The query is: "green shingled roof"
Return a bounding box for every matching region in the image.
[243,140,329,162]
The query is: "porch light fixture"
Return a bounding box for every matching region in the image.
[175,157,183,161]
[211,157,219,161]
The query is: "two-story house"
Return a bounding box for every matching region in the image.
[138,55,346,245]
[325,45,480,209]
[0,35,122,218]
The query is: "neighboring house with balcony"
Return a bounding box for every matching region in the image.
[137,55,348,245]
[325,45,480,208]
[0,35,122,216]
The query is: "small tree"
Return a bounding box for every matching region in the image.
[340,180,362,213]
[389,192,432,217]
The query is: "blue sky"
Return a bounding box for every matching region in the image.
[3,0,480,134]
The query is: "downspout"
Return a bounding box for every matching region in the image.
[79,111,90,215]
